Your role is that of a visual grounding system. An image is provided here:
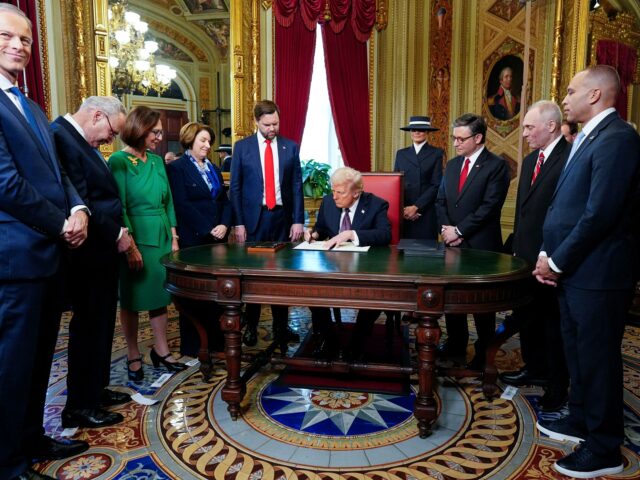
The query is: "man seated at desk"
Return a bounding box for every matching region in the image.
[304,167,391,359]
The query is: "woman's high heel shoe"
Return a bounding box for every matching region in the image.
[127,356,144,382]
[150,348,186,372]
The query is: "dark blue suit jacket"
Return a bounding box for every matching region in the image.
[229,134,304,235]
[542,112,640,290]
[167,153,231,248]
[0,92,82,280]
[51,116,123,259]
[436,147,510,251]
[314,192,391,246]
[394,143,443,239]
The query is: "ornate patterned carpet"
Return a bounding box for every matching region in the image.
[35,307,640,479]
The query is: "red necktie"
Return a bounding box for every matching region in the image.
[264,139,276,209]
[458,157,470,193]
[531,151,545,185]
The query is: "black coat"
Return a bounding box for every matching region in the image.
[436,147,510,252]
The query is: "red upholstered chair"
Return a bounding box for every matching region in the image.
[360,172,404,245]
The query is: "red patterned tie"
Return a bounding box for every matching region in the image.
[531,151,545,185]
[458,157,470,193]
[264,139,276,209]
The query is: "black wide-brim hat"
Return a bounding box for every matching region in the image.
[215,144,232,153]
[400,115,439,131]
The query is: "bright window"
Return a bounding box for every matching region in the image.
[299,29,344,173]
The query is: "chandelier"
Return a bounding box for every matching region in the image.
[108,0,177,96]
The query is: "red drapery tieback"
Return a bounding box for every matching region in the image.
[596,40,638,120]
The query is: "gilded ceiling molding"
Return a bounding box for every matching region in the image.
[550,0,564,103]
[37,0,51,118]
[147,20,208,62]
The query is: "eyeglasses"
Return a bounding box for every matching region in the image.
[99,112,118,138]
[451,134,476,144]
[151,129,164,138]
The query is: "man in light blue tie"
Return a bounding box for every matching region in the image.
[0,4,90,479]
[534,65,640,478]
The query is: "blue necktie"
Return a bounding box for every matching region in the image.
[9,86,48,148]
[564,131,586,170]
[204,163,220,197]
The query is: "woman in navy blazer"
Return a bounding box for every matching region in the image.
[167,122,231,356]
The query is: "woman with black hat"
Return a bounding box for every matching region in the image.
[394,115,444,240]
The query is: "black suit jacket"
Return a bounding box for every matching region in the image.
[394,143,443,239]
[512,137,569,264]
[51,116,123,261]
[436,147,510,251]
[314,192,391,246]
[167,153,231,248]
[542,112,640,290]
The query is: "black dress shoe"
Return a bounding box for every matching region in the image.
[99,388,131,408]
[29,435,89,461]
[499,368,548,387]
[61,408,124,428]
[554,444,623,478]
[150,347,187,372]
[127,356,144,382]
[243,324,258,346]
[538,389,568,412]
[437,342,467,358]
[13,468,56,480]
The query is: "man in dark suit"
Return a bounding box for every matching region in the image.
[304,167,391,357]
[534,66,640,478]
[217,144,233,172]
[230,100,304,346]
[51,96,133,430]
[436,113,510,369]
[499,101,569,411]
[394,115,443,240]
[0,5,89,479]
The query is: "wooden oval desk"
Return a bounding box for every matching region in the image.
[162,243,532,438]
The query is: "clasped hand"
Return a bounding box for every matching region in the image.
[63,210,89,248]
[441,225,463,246]
[533,255,559,287]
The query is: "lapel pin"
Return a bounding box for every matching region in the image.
[361,209,365,214]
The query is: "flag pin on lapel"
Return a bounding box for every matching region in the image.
[361,209,365,214]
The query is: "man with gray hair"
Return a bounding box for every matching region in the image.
[51,96,132,430]
[500,100,569,412]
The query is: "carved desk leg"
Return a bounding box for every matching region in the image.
[413,313,441,438]
[220,305,244,420]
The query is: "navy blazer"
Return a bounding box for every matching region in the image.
[229,134,304,234]
[167,153,231,248]
[394,143,443,239]
[542,112,640,290]
[0,91,82,280]
[436,147,510,251]
[314,192,391,246]
[51,116,123,256]
[512,137,569,264]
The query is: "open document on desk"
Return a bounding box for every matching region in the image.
[294,241,370,252]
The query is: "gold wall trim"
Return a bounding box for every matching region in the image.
[376,0,388,31]
[37,0,51,118]
[147,20,208,62]
[550,0,564,102]
[588,8,640,80]
[369,34,375,171]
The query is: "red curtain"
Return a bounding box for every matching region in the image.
[3,0,46,112]
[596,40,638,120]
[274,2,320,144]
[274,0,376,169]
[322,20,371,171]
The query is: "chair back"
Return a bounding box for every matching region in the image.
[361,172,404,245]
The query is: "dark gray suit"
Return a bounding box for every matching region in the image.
[511,137,569,393]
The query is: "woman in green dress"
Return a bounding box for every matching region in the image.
[109,106,186,381]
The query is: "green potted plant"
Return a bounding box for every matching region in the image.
[301,159,331,198]
[301,159,331,226]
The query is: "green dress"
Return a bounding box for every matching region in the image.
[109,150,177,311]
